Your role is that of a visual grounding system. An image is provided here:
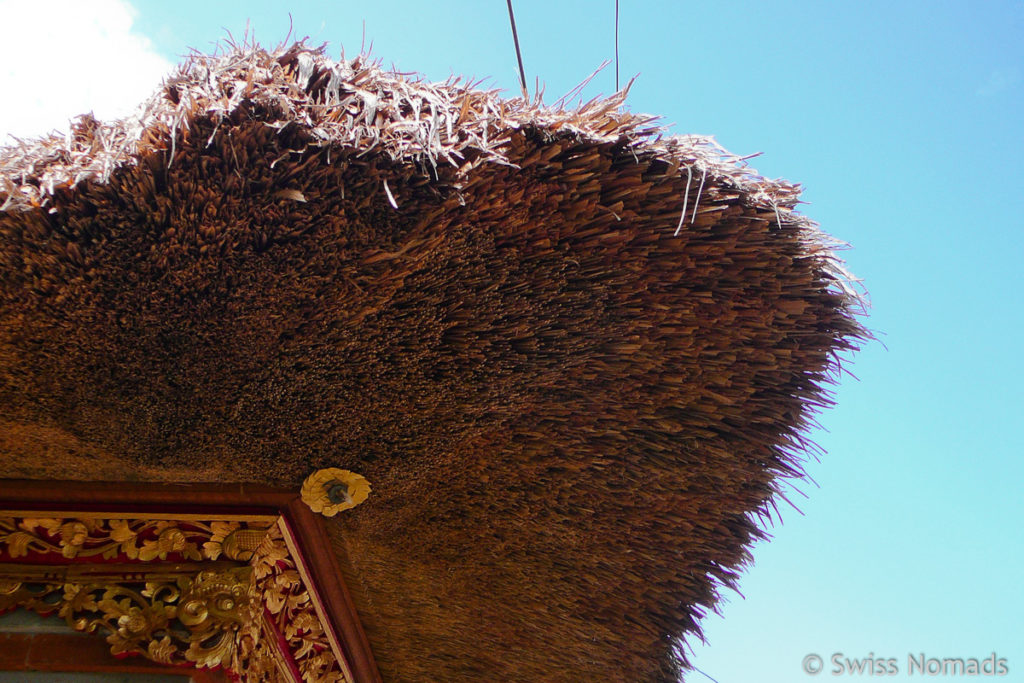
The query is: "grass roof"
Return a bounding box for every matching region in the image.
[0,41,866,681]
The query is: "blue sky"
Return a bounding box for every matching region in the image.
[2,1,1022,680]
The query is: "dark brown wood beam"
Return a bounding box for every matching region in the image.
[284,497,383,683]
[0,479,295,516]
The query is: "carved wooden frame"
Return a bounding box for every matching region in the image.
[0,480,380,682]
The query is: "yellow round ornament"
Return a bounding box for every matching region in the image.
[300,468,371,517]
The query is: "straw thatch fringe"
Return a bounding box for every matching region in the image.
[0,42,867,681]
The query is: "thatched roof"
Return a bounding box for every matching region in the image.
[0,42,866,681]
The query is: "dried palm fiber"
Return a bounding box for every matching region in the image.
[0,41,866,681]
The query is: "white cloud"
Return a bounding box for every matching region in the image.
[0,0,173,144]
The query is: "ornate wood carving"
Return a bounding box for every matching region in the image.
[0,564,251,667]
[0,513,354,682]
[0,516,270,562]
[236,525,347,682]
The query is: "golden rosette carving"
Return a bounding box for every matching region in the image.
[301,468,371,517]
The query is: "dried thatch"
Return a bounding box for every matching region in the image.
[0,42,866,681]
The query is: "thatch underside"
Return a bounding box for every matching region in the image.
[0,43,865,681]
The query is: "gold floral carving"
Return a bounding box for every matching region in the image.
[0,517,272,562]
[234,525,348,682]
[0,515,353,682]
[301,469,370,517]
[0,566,252,668]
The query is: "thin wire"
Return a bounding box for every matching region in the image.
[674,166,693,237]
[506,0,529,99]
[691,166,707,223]
[693,666,722,683]
[614,0,620,91]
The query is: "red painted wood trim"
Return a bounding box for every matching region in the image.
[284,498,383,683]
[192,669,233,683]
[0,632,192,675]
